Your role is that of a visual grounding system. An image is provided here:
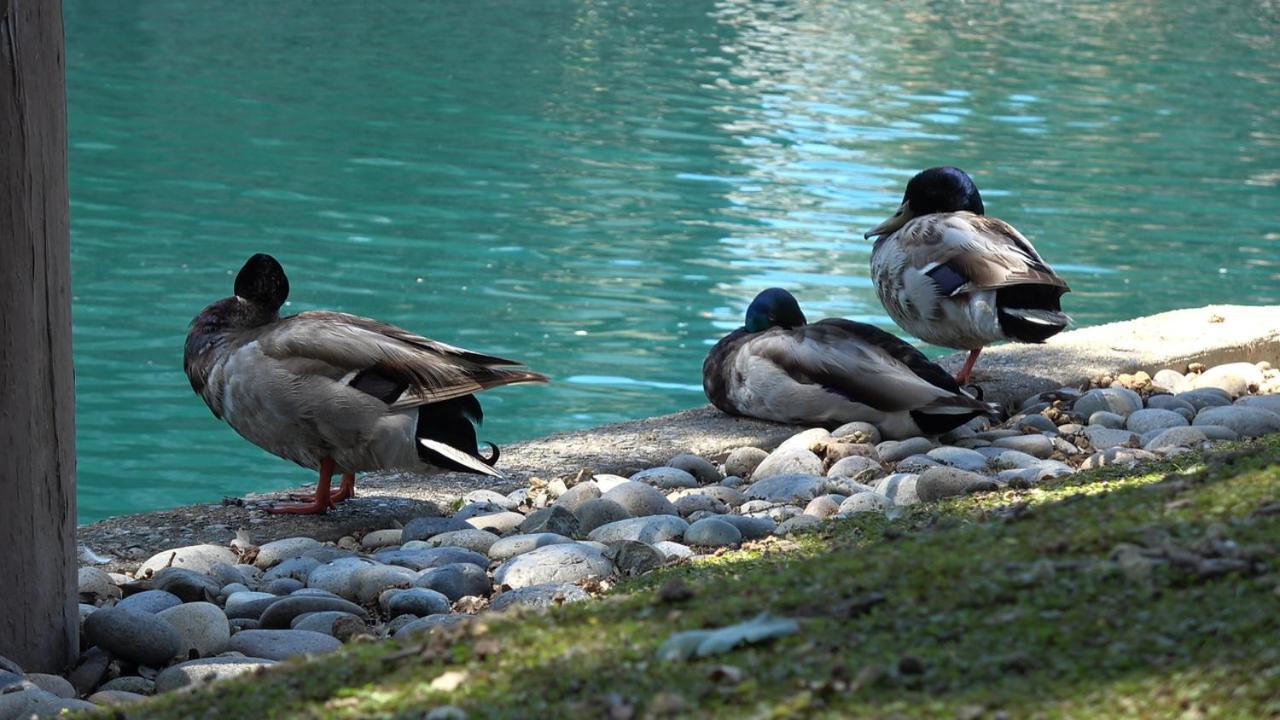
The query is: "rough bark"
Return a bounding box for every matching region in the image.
[0,0,76,673]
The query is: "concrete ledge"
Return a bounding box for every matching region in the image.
[935,304,1280,405]
[78,304,1280,570]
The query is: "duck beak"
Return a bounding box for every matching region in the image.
[865,200,914,239]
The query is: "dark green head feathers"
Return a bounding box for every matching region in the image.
[234,253,290,311]
[902,166,985,217]
[744,288,807,333]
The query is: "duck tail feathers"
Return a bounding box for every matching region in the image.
[419,438,505,478]
[996,283,1071,343]
[927,393,1002,419]
[1001,307,1072,327]
[481,441,500,466]
[998,306,1071,343]
[495,369,551,387]
[962,387,1005,422]
[910,389,1003,435]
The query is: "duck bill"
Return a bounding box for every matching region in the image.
[864,200,914,238]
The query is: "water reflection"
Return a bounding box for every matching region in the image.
[67,0,1280,521]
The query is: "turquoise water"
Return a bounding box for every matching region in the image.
[66,1,1280,523]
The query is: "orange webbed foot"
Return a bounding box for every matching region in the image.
[267,459,343,515]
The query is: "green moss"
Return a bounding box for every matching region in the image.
[95,438,1280,719]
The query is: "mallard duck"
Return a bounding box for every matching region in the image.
[183,253,548,514]
[865,167,1070,384]
[703,288,997,439]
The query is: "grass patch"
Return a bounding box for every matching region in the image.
[100,439,1280,719]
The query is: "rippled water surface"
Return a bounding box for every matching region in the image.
[67,1,1280,522]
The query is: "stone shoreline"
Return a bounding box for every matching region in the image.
[2,304,1275,715]
[78,303,1280,571]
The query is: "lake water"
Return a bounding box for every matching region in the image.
[66,1,1280,523]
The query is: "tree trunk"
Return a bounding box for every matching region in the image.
[0,0,76,673]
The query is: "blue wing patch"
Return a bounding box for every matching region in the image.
[925,262,968,296]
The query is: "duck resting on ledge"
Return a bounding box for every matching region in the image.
[703,287,998,439]
[183,253,548,515]
[865,166,1071,384]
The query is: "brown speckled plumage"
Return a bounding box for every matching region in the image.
[703,289,996,438]
[183,254,547,491]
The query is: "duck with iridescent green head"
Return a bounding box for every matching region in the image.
[703,288,997,439]
[183,254,548,514]
[866,167,1071,384]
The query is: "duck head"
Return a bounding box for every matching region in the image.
[185,254,290,382]
[191,253,289,330]
[744,288,807,333]
[234,253,290,313]
[865,166,985,238]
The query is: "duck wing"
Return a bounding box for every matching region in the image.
[258,311,547,410]
[894,213,1069,297]
[756,320,976,413]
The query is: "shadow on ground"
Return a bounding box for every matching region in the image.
[116,438,1280,719]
